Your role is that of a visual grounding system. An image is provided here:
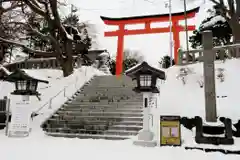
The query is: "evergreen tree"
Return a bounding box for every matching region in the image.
[189,6,232,49]
[159,55,175,69]
[109,49,143,75]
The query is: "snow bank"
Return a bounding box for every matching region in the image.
[201,15,226,28]
[0,133,236,160]
[0,66,105,120]
[156,59,240,122]
[22,69,48,82]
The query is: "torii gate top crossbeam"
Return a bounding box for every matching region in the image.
[100,7,199,25]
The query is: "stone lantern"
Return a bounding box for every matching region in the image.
[4,69,49,137]
[125,61,166,147]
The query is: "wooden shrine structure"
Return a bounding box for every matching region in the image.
[100,7,199,75]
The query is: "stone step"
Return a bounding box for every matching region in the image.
[63,104,143,109]
[75,95,142,100]
[45,132,130,140]
[104,130,139,136]
[45,123,108,130]
[56,111,143,117]
[51,115,143,121]
[91,79,133,82]
[82,85,136,88]
[59,107,143,113]
[73,99,142,103]
[90,79,133,83]
[82,85,137,88]
[46,119,143,126]
[45,127,138,136]
[76,93,138,97]
[84,85,136,88]
[78,88,136,91]
[75,96,141,101]
[79,90,136,93]
[45,123,141,133]
[78,89,138,92]
[87,85,135,88]
[70,101,143,105]
[108,125,142,131]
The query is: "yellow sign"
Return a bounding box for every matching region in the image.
[160,116,181,146]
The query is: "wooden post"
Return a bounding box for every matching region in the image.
[177,48,183,65]
[4,96,10,136]
[202,31,217,122]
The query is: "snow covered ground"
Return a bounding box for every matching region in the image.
[150,59,240,151]
[0,135,238,160]
[159,59,240,122]
[0,60,239,160]
[0,1,234,159]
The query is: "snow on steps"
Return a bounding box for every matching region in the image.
[46,132,132,140]
[42,75,143,140]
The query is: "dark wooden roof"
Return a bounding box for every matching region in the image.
[100,7,199,21]
[125,61,166,80]
[4,69,49,83]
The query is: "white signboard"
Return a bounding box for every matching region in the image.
[8,102,31,137]
[148,94,158,108]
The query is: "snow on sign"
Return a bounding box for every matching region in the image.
[8,102,32,138]
[160,116,181,146]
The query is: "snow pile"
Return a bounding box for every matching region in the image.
[140,59,240,151]
[0,134,235,160]
[96,51,111,74]
[3,48,28,65]
[157,59,240,121]
[201,15,226,29]
[22,69,49,82]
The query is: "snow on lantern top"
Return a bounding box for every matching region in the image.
[4,69,49,96]
[125,61,165,93]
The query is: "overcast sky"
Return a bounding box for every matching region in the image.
[61,0,213,65]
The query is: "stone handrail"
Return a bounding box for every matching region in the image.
[178,41,240,65]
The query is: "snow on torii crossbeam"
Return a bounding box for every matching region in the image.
[100,7,199,76]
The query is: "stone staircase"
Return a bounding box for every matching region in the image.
[42,75,143,140]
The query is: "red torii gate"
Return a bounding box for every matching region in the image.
[100,7,199,76]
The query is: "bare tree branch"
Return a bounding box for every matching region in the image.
[9,21,53,41]
[49,0,71,40]
[236,0,240,17]
[2,3,23,13]
[227,0,235,16]
[23,0,47,18]
[210,0,230,13]
[210,0,221,5]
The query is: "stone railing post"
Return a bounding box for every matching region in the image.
[202,30,217,122]
[177,48,183,65]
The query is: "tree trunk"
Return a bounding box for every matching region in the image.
[60,40,74,77]
[61,58,74,77]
